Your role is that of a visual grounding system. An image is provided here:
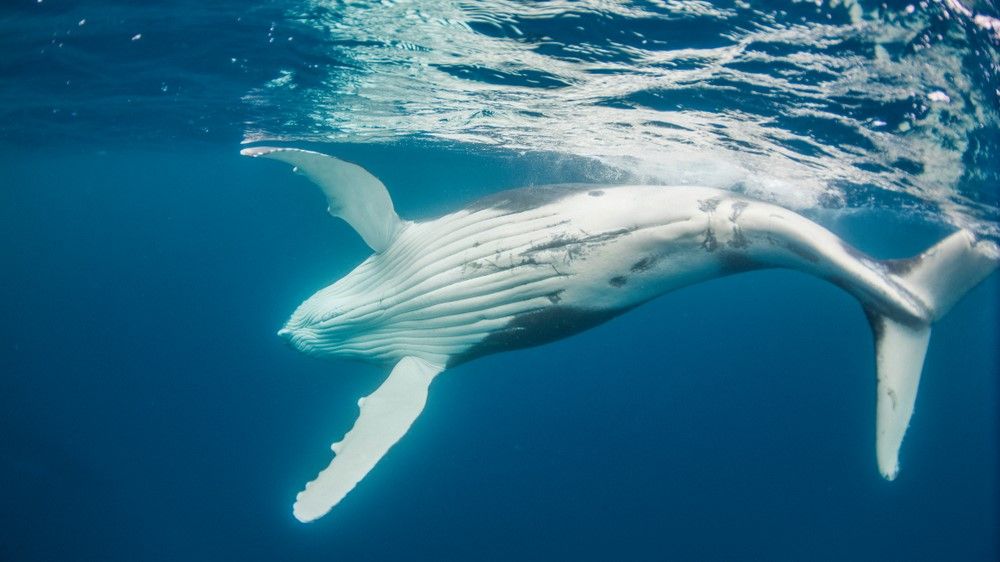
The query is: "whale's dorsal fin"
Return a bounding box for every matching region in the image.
[241,146,403,253]
[293,356,443,523]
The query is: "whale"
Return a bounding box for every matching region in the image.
[242,146,999,523]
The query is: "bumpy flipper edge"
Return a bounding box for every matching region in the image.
[241,146,404,253]
[293,356,444,523]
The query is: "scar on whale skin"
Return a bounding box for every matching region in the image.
[630,256,656,272]
[698,197,720,213]
[702,228,719,252]
[729,200,749,221]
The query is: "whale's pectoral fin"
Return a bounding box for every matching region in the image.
[293,356,443,523]
[240,146,404,253]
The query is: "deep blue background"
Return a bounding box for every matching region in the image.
[1,145,997,560]
[2,0,999,558]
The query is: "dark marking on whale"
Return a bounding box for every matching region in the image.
[703,228,718,252]
[719,251,759,274]
[527,229,635,252]
[609,275,628,287]
[728,228,750,249]
[574,227,635,242]
[882,256,919,276]
[588,190,605,197]
[524,228,634,264]
[526,233,581,254]
[630,256,656,272]
[729,200,749,221]
[727,201,751,249]
[862,303,924,343]
[864,306,886,344]
[698,198,721,213]
[448,305,629,367]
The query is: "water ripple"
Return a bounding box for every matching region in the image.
[243,0,1000,237]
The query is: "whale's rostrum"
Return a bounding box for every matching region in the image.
[242,146,1000,523]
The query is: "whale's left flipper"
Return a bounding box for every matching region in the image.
[293,357,443,523]
[240,146,404,253]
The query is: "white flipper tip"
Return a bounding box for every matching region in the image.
[293,491,328,523]
[879,454,899,481]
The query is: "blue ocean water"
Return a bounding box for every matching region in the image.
[1,0,999,560]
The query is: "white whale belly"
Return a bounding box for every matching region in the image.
[290,185,745,366]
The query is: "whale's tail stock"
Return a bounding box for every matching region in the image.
[867,230,998,480]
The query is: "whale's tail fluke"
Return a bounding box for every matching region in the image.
[869,230,999,480]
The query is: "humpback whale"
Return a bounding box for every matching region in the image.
[242,146,999,523]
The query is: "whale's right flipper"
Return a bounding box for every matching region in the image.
[871,230,999,480]
[293,356,443,523]
[240,146,404,253]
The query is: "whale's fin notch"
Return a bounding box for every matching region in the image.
[870,230,999,480]
[241,146,403,253]
[293,356,443,523]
